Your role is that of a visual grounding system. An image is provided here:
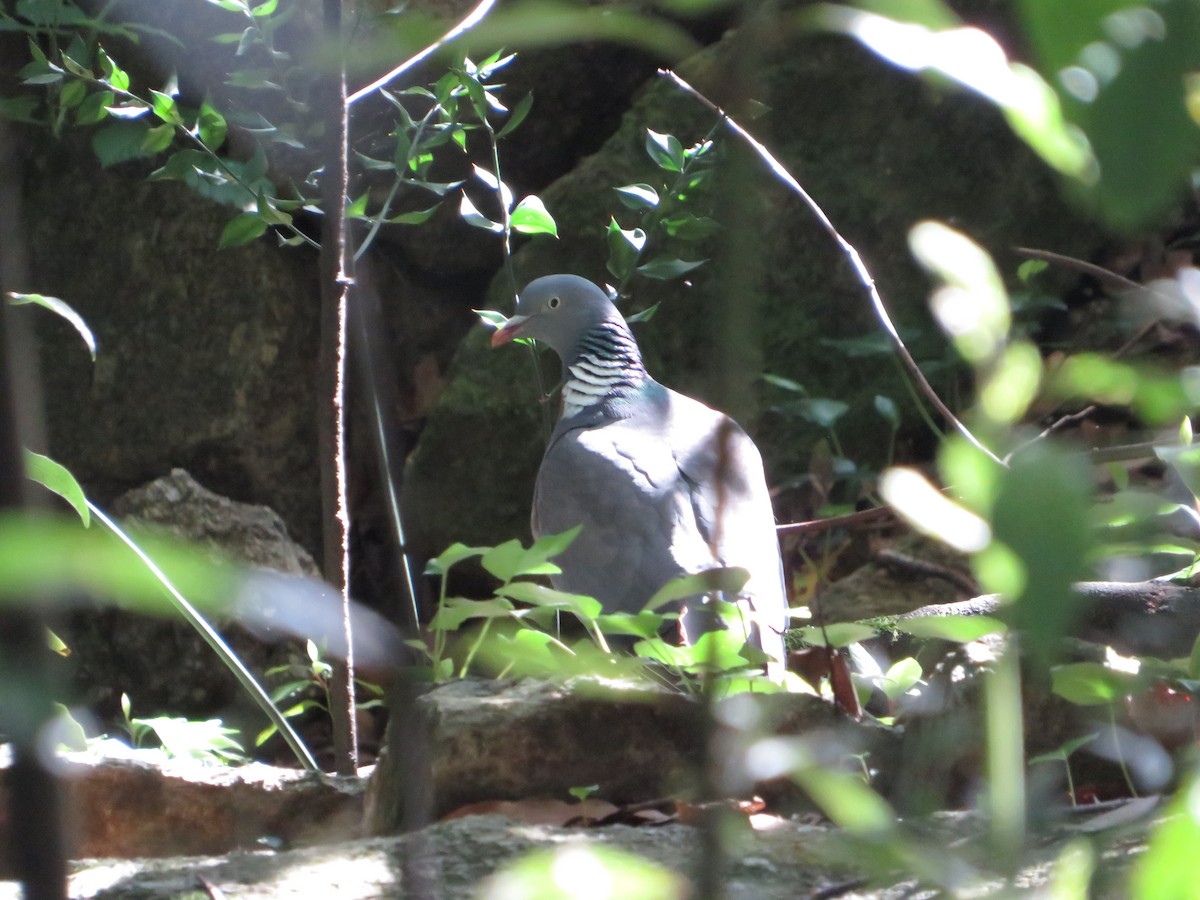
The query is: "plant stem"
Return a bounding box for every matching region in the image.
[1109,704,1139,799]
[88,503,318,770]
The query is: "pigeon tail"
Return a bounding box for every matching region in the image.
[561,319,648,419]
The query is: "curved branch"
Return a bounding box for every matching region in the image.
[346,0,498,106]
[660,68,1005,468]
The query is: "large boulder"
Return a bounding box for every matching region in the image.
[401,13,1104,573]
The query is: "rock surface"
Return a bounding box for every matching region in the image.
[0,806,1159,899]
[366,677,872,831]
[0,744,364,874]
[61,470,320,724]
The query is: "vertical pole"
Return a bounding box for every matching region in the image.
[317,0,358,774]
[0,117,67,900]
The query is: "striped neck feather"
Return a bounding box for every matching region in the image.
[561,320,647,418]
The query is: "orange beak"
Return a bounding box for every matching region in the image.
[490,315,529,348]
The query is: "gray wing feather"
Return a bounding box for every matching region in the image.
[533,381,787,665]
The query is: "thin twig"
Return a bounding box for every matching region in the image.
[776,504,895,535]
[1013,246,1145,294]
[346,0,498,105]
[319,0,358,775]
[660,69,1004,467]
[1005,318,1161,462]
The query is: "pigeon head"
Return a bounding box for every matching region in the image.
[490,275,619,358]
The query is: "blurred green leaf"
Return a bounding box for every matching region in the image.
[0,512,239,614]
[993,443,1091,666]
[635,257,705,280]
[1051,662,1135,706]
[218,211,268,248]
[818,6,1092,177]
[198,100,227,149]
[895,615,1005,643]
[797,623,877,648]
[909,221,1009,365]
[92,120,156,166]
[1132,778,1200,898]
[480,843,685,900]
[874,394,900,428]
[881,656,923,699]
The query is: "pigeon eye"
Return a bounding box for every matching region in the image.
[548,296,561,309]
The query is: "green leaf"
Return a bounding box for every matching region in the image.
[480,528,578,582]
[645,129,685,172]
[594,610,667,639]
[1029,732,1098,765]
[822,8,1091,178]
[59,79,86,108]
[149,90,181,124]
[797,766,897,834]
[23,451,89,526]
[388,206,439,225]
[6,292,95,359]
[75,90,113,125]
[874,395,900,428]
[425,542,486,576]
[251,0,278,16]
[0,512,244,615]
[528,525,581,563]
[992,442,1091,666]
[218,212,268,249]
[459,193,503,233]
[762,373,806,394]
[796,623,878,648]
[497,582,602,621]
[495,91,533,139]
[1050,662,1135,706]
[225,69,282,90]
[346,191,369,218]
[662,215,720,241]
[606,218,646,280]
[614,183,660,210]
[893,615,1006,643]
[204,0,250,12]
[140,123,175,154]
[1132,778,1200,897]
[474,309,509,330]
[198,100,227,150]
[92,121,156,167]
[626,303,659,324]
[0,95,42,124]
[880,656,922,699]
[484,843,685,898]
[635,257,705,280]
[643,567,750,612]
[1156,444,1200,505]
[510,195,558,236]
[779,397,849,429]
[428,596,514,631]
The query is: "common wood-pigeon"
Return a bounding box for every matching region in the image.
[491,274,788,670]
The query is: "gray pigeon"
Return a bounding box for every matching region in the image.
[491,274,788,671]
